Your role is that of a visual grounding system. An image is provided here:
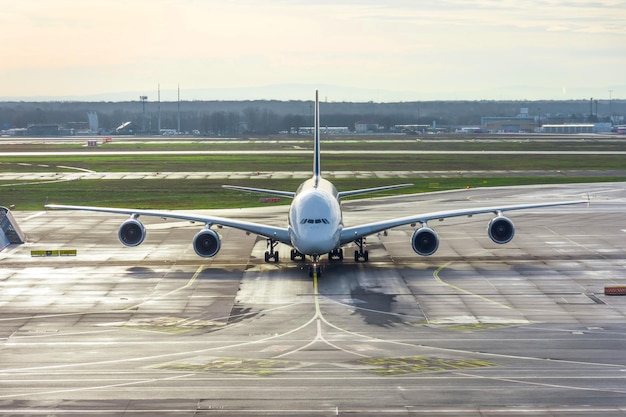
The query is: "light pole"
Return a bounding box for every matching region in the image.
[140,95,148,133]
[609,90,613,122]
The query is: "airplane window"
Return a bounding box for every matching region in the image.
[300,218,330,225]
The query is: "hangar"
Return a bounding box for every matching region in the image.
[541,124,594,134]
[480,116,536,133]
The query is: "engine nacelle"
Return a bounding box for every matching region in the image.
[488,216,515,244]
[411,227,439,256]
[193,228,221,258]
[118,218,146,247]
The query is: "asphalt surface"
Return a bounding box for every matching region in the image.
[1,169,625,183]
[1,183,625,416]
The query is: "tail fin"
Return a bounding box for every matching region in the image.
[313,90,321,183]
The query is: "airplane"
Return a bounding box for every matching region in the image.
[45,91,586,277]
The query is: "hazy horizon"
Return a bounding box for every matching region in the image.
[2,83,626,103]
[2,1,624,102]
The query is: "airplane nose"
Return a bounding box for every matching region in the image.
[292,229,336,255]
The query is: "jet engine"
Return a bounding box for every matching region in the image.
[411,226,439,256]
[488,216,515,244]
[193,228,221,258]
[118,218,146,247]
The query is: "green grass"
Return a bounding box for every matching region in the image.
[1,153,624,173]
[2,138,624,210]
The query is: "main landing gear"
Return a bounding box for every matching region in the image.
[290,248,305,261]
[264,238,279,263]
[354,237,369,262]
[263,239,368,276]
[328,248,344,261]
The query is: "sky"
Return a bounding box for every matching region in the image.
[1,0,625,102]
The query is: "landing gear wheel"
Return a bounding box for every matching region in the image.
[264,238,279,263]
[328,248,343,261]
[290,249,305,261]
[354,250,369,262]
[264,251,279,263]
[353,237,369,262]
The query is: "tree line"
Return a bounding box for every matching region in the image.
[1,99,623,135]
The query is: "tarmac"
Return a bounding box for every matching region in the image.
[0,183,625,416]
[1,169,625,183]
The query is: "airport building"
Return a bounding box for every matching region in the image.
[25,124,60,136]
[480,108,536,133]
[297,126,350,135]
[540,124,594,134]
[355,121,380,133]
[480,117,536,133]
[392,124,432,134]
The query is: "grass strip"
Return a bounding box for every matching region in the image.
[1,154,625,173]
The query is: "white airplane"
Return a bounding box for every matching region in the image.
[46,91,586,276]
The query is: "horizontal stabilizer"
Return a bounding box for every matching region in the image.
[222,185,296,198]
[337,183,413,199]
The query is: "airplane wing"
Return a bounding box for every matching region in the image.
[45,204,292,244]
[340,199,587,245]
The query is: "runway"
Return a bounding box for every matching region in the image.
[1,183,625,416]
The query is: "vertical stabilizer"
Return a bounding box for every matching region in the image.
[313,90,321,184]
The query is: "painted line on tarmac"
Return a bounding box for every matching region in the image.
[433,262,514,311]
[455,371,626,395]
[124,264,205,311]
[273,270,369,359]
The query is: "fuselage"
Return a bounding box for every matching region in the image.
[288,176,343,256]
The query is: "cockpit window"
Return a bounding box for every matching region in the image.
[300,218,330,224]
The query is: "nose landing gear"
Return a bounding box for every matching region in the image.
[308,255,322,277]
